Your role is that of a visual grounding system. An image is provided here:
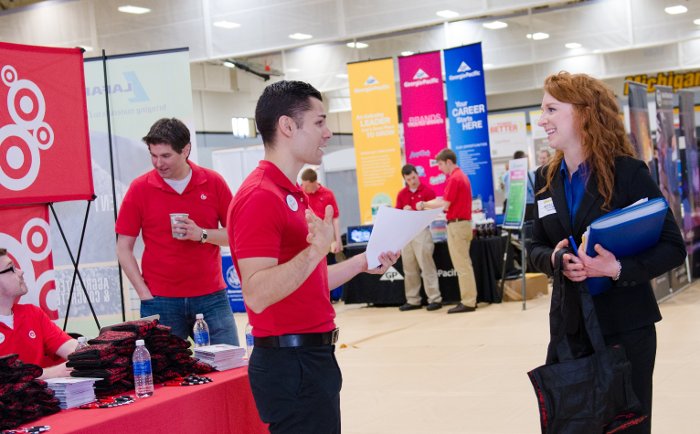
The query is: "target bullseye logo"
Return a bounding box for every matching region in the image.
[0,64,52,192]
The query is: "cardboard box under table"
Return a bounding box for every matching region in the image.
[503,273,549,301]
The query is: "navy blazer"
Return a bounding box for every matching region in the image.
[528,156,686,335]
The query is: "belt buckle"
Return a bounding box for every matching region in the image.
[331,328,339,344]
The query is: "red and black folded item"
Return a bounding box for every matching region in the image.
[0,353,20,369]
[147,336,191,351]
[72,367,129,385]
[88,330,137,345]
[0,366,43,385]
[66,354,118,369]
[68,343,118,361]
[103,318,158,336]
[191,360,215,374]
[151,324,172,335]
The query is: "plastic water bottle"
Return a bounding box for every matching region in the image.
[132,339,154,398]
[75,336,89,350]
[193,313,210,347]
[245,322,254,358]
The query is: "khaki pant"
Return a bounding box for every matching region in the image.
[446,220,477,307]
[402,228,441,305]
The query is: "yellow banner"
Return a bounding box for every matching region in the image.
[347,58,404,224]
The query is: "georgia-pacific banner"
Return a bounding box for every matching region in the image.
[398,51,447,196]
[347,58,403,224]
[443,43,495,218]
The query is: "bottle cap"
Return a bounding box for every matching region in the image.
[136,339,145,346]
[196,313,204,319]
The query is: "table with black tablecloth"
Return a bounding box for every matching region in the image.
[343,236,506,306]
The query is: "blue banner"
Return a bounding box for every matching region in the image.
[443,43,495,218]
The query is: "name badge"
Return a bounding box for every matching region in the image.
[286,194,299,212]
[537,197,556,218]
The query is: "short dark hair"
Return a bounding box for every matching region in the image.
[435,148,457,164]
[401,164,417,177]
[513,150,526,159]
[255,81,323,147]
[300,168,318,182]
[142,118,190,153]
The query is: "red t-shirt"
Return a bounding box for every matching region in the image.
[306,185,339,219]
[227,161,334,337]
[396,182,437,210]
[0,304,71,368]
[115,162,232,298]
[443,167,472,220]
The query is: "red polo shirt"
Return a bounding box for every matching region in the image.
[443,167,472,220]
[115,162,231,298]
[306,185,339,219]
[396,182,437,210]
[227,160,334,337]
[0,304,71,368]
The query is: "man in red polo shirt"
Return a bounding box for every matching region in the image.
[395,164,442,312]
[300,168,342,253]
[0,248,78,378]
[228,81,398,433]
[417,148,477,314]
[116,118,238,345]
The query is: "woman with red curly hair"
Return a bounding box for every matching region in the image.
[528,71,685,433]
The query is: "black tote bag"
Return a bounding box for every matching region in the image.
[527,250,647,434]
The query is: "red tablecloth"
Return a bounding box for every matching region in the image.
[18,368,267,434]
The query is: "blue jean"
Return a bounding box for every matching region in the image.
[140,289,239,346]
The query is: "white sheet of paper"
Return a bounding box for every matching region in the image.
[365,206,444,269]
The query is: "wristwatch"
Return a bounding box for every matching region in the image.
[200,229,208,244]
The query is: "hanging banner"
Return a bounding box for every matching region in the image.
[0,204,58,320]
[0,42,94,205]
[488,112,528,160]
[398,51,447,196]
[347,58,403,224]
[502,158,528,229]
[443,43,495,218]
[627,81,656,183]
[678,90,700,278]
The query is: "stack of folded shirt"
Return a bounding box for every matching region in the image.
[0,354,61,430]
[68,331,138,397]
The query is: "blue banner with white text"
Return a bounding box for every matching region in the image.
[443,43,495,218]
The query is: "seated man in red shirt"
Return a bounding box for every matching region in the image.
[0,248,78,378]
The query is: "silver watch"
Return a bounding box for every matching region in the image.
[200,228,208,244]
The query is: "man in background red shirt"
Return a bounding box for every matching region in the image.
[395,164,442,312]
[417,148,477,314]
[301,168,342,253]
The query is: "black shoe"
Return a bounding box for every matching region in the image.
[426,302,443,311]
[399,303,422,312]
[447,303,476,314]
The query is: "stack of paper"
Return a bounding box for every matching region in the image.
[45,377,101,409]
[193,344,247,371]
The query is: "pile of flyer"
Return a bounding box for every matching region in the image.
[193,344,247,371]
[45,377,101,409]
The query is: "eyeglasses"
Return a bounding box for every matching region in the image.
[0,265,16,275]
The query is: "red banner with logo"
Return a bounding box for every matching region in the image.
[0,204,58,319]
[398,51,448,196]
[0,42,93,205]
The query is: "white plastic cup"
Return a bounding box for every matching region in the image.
[170,213,188,238]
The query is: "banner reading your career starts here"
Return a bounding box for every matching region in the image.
[444,43,495,218]
[398,51,448,196]
[347,58,403,224]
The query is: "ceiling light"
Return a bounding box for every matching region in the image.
[347,42,369,49]
[565,42,582,49]
[401,51,415,56]
[336,73,348,79]
[527,32,550,40]
[664,5,688,15]
[694,18,700,25]
[289,33,312,40]
[117,5,151,14]
[483,20,508,30]
[223,61,236,68]
[213,21,240,29]
[436,10,459,19]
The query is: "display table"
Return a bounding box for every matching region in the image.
[18,368,266,434]
[343,236,506,306]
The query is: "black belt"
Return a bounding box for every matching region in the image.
[254,329,339,348]
[447,218,469,224]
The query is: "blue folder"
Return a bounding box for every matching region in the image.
[584,197,668,295]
